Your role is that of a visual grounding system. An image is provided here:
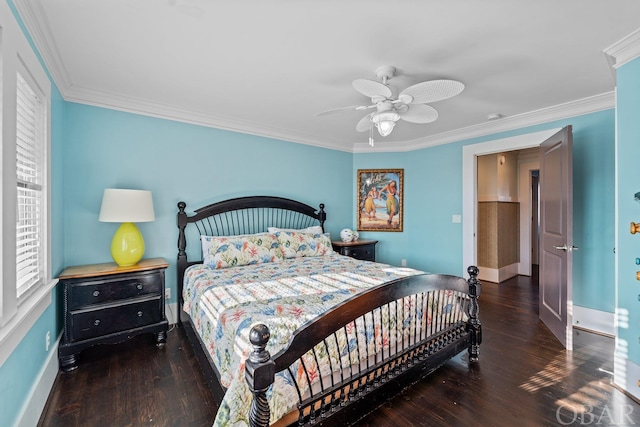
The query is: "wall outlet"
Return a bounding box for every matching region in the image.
[165,288,171,300]
[45,331,50,352]
[401,259,407,267]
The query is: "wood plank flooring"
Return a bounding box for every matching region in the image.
[39,271,640,426]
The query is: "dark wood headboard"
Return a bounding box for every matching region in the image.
[176,196,326,319]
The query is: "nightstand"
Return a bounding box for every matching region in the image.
[332,239,378,262]
[58,257,169,372]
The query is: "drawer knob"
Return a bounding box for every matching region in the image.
[137,311,143,317]
[136,283,143,290]
[94,319,101,326]
[93,290,100,297]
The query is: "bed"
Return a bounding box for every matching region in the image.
[176,196,481,427]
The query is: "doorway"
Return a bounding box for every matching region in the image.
[475,149,540,283]
[462,127,574,349]
[462,129,560,276]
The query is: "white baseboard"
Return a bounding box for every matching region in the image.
[477,263,519,283]
[572,306,615,336]
[614,353,640,402]
[15,335,60,427]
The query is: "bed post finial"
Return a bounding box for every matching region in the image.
[318,203,326,230]
[466,265,482,362]
[245,324,275,427]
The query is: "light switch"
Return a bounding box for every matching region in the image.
[452,215,461,223]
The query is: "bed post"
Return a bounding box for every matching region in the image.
[466,265,482,362]
[177,202,188,325]
[245,324,275,427]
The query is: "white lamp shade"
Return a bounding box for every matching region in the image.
[99,189,155,223]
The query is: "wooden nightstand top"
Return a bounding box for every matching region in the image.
[331,239,378,248]
[59,257,169,280]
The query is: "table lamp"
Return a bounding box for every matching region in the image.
[99,188,155,266]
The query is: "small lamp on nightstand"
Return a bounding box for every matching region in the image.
[99,188,155,267]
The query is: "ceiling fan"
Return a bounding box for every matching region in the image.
[317,66,464,143]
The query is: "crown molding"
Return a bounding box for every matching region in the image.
[12,0,354,153]
[13,0,72,91]
[63,84,354,153]
[604,27,640,69]
[12,0,619,155]
[65,85,615,155]
[353,92,614,153]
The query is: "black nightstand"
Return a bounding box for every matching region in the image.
[58,258,169,372]
[332,239,378,262]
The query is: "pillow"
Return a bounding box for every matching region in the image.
[267,225,324,235]
[275,231,333,258]
[201,233,282,269]
[200,232,271,257]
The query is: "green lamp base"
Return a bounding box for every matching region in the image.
[110,222,145,267]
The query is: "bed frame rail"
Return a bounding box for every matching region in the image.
[245,267,482,427]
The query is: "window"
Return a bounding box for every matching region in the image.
[0,0,55,367]
[16,71,47,300]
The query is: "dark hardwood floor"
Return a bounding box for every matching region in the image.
[39,271,640,426]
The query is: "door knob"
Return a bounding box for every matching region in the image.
[631,222,640,234]
[553,244,579,252]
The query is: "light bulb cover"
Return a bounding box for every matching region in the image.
[371,111,400,137]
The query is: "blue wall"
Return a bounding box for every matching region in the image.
[62,103,354,295]
[616,56,640,368]
[355,110,616,313]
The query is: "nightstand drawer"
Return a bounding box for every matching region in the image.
[332,239,378,262]
[342,245,375,261]
[68,271,162,309]
[68,296,163,342]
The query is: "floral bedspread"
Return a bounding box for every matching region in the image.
[183,254,426,426]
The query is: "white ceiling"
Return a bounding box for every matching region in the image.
[14,0,640,152]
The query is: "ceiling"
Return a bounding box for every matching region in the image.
[14,0,640,152]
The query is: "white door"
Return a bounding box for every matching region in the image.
[539,126,574,349]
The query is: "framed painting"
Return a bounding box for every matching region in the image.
[357,169,404,232]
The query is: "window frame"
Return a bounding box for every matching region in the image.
[0,1,56,367]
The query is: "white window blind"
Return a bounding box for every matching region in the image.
[16,71,45,299]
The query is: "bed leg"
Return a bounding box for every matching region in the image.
[245,324,275,427]
[466,265,482,362]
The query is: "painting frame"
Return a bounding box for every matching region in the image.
[357,169,404,232]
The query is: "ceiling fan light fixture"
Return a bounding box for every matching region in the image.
[371,111,400,137]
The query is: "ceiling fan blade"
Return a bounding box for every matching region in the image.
[352,79,393,98]
[356,113,373,132]
[315,104,374,116]
[399,79,464,104]
[399,103,439,123]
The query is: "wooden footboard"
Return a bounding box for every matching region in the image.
[176,196,481,426]
[245,267,482,427]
